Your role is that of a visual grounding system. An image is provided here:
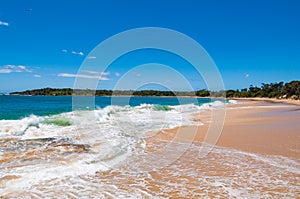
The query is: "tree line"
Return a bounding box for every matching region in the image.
[225,80,300,99]
[9,80,300,100]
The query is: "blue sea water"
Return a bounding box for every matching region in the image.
[0,95,215,120]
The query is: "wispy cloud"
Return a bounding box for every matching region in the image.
[87,56,96,59]
[114,72,120,77]
[0,21,9,26]
[58,73,109,80]
[62,49,84,56]
[82,70,109,76]
[33,74,41,78]
[244,73,250,78]
[0,65,32,74]
[71,51,84,56]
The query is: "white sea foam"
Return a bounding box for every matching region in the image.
[0,101,228,138]
[228,99,238,104]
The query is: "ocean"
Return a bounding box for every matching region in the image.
[0,96,299,198]
[0,96,216,120]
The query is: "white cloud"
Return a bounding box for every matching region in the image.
[58,73,109,80]
[87,56,97,59]
[0,65,32,74]
[114,72,120,77]
[18,65,26,70]
[0,21,9,26]
[83,70,99,75]
[0,69,11,73]
[244,73,250,78]
[82,70,110,76]
[62,49,85,56]
[101,72,109,76]
[71,51,84,56]
[34,74,41,78]
[136,73,141,77]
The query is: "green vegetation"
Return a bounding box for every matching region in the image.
[10,88,73,96]
[133,90,175,96]
[9,80,300,100]
[10,88,197,97]
[225,81,300,100]
[196,89,210,97]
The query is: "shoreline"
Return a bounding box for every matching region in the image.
[231,97,300,106]
[4,94,300,106]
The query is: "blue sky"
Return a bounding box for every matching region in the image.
[0,0,299,92]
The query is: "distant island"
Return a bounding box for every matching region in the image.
[9,80,300,100]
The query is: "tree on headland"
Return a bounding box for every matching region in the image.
[281,81,300,99]
[196,89,210,97]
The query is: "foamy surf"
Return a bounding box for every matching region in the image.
[1,144,299,198]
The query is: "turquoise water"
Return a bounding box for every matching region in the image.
[0,95,215,120]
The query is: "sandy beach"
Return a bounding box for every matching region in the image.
[202,99,299,158]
